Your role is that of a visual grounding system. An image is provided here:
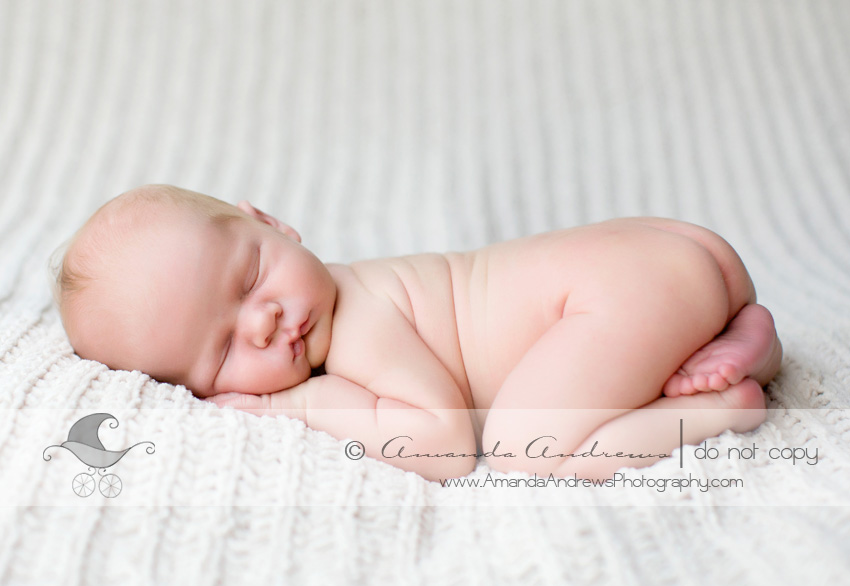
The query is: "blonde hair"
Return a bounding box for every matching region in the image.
[49,184,243,351]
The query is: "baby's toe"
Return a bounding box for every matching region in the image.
[692,373,710,392]
[708,373,730,391]
[719,363,745,386]
[662,375,683,397]
[680,376,699,395]
[665,373,701,397]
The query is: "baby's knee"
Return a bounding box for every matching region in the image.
[481,414,567,476]
[482,438,626,480]
[482,423,593,477]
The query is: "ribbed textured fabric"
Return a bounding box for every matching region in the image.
[1,1,850,584]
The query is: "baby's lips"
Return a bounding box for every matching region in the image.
[291,338,304,358]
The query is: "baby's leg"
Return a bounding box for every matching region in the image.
[482,229,739,477]
[622,218,782,396]
[555,379,766,479]
[663,303,783,396]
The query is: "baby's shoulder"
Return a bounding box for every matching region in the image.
[333,253,457,323]
[324,259,422,362]
[330,257,415,323]
[323,257,458,393]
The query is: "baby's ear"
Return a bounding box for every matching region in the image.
[236,201,301,243]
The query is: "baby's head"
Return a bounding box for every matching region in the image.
[53,185,336,397]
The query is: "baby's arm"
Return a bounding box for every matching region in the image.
[213,373,475,480]
[210,306,477,481]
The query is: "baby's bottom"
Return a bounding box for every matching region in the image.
[482,218,781,479]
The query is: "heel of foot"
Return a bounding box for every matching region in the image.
[724,379,767,432]
[754,336,783,387]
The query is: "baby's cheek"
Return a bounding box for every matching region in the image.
[220,362,276,395]
[269,359,312,392]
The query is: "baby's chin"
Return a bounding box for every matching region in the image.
[304,326,331,371]
[305,338,330,377]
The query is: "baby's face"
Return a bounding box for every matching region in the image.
[81,203,336,397]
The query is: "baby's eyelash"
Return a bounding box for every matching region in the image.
[249,262,260,291]
[244,248,261,296]
[224,336,232,361]
[212,335,230,389]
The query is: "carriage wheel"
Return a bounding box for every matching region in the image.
[99,474,122,498]
[72,473,95,497]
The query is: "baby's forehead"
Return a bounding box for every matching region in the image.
[80,205,201,268]
[128,194,241,233]
[101,186,242,230]
[77,194,259,292]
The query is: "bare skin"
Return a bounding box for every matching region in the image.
[64,187,782,481]
[662,303,783,396]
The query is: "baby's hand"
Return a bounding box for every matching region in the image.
[205,388,307,421]
[208,374,476,480]
[206,392,265,413]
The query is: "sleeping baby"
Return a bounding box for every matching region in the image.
[53,185,782,481]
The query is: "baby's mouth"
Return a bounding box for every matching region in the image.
[291,338,304,359]
[286,317,311,360]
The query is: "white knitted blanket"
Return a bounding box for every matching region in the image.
[2,1,850,584]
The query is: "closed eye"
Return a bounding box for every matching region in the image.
[215,244,260,391]
[244,246,261,296]
[212,335,232,390]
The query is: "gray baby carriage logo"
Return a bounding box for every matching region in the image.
[42,413,155,498]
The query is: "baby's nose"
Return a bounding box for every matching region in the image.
[248,302,282,348]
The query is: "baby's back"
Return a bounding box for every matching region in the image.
[325,217,719,431]
[324,227,586,423]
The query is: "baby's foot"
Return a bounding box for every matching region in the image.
[663,304,782,397]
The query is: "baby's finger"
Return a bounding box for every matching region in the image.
[207,392,260,409]
[206,392,279,418]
